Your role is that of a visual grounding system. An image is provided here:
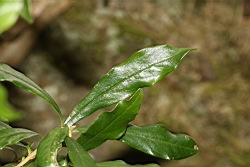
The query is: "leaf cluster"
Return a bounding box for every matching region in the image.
[0,45,198,167]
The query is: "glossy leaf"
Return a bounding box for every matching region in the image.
[0,128,37,150]
[0,64,62,121]
[20,0,32,23]
[78,89,143,150]
[65,137,97,167]
[0,0,23,33]
[120,125,198,160]
[36,127,68,167]
[65,45,192,126]
[0,84,21,122]
[97,161,160,167]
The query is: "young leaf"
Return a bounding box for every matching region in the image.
[120,125,198,160]
[36,127,68,167]
[20,0,32,23]
[0,128,37,150]
[65,45,193,126]
[65,137,97,167]
[0,64,63,121]
[78,89,143,150]
[97,160,160,167]
[0,0,23,33]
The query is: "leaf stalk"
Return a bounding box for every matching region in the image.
[15,149,37,167]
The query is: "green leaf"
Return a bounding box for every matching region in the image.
[75,126,88,134]
[36,127,69,167]
[2,164,15,167]
[58,159,69,167]
[0,64,63,122]
[120,125,198,160]
[23,162,35,167]
[0,120,11,130]
[78,89,143,150]
[97,160,160,167]
[20,0,32,23]
[0,84,21,122]
[0,0,23,33]
[0,122,28,148]
[65,137,97,167]
[0,128,37,150]
[65,45,193,126]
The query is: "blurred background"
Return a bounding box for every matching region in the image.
[0,0,250,166]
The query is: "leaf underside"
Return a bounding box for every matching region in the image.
[0,128,37,150]
[0,64,62,120]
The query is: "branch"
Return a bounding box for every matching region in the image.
[15,149,37,167]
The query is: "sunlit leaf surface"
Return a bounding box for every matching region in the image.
[65,45,193,126]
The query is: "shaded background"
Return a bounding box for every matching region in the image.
[1,0,250,166]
